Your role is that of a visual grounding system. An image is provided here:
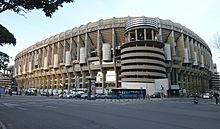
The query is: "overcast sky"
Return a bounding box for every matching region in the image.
[0,0,220,70]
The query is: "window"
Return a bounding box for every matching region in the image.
[130,30,135,41]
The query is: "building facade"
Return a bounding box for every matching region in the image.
[14,17,213,95]
[210,63,220,90]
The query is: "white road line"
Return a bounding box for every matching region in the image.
[17,107,28,111]
[45,106,57,108]
[2,103,17,107]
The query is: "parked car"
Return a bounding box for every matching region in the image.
[202,93,212,99]
[80,93,88,99]
[41,91,48,96]
[150,92,161,98]
[96,93,109,99]
[12,91,18,95]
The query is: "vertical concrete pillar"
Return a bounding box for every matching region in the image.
[185,36,190,59]
[167,30,176,56]
[177,34,185,61]
[74,73,80,90]
[112,27,118,88]
[52,44,55,66]
[158,28,163,42]
[151,30,154,40]
[135,29,138,41]
[70,37,73,60]
[77,35,80,60]
[64,40,67,63]
[82,72,86,88]
[51,75,55,91]
[128,31,130,42]
[144,29,147,40]
[42,47,45,68]
[56,75,60,90]
[190,39,194,62]
[102,70,106,90]
[47,76,50,92]
[67,73,71,93]
[62,74,65,90]
[97,30,100,57]
[85,33,88,58]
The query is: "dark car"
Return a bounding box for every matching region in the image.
[96,93,109,99]
[150,92,161,98]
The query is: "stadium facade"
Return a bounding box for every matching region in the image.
[14,17,214,95]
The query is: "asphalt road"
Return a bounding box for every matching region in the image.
[0,96,220,129]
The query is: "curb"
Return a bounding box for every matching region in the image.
[0,120,7,129]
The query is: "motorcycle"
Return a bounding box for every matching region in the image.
[194,94,199,104]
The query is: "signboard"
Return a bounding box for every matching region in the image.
[91,79,96,96]
[0,87,5,94]
[171,85,180,90]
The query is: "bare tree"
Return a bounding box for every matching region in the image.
[212,32,220,51]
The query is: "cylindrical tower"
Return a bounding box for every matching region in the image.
[121,17,166,85]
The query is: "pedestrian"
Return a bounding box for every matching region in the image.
[193,93,199,104]
[213,92,219,104]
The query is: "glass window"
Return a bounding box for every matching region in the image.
[130,30,135,41]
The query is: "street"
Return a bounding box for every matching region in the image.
[0,96,220,129]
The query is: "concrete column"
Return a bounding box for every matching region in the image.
[135,29,138,41]
[177,34,185,60]
[167,31,176,56]
[82,72,86,88]
[158,28,163,42]
[46,76,50,92]
[56,75,60,90]
[67,73,71,93]
[52,44,55,66]
[51,75,55,91]
[190,39,194,62]
[128,31,130,42]
[74,73,80,90]
[151,30,154,40]
[144,29,147,40]
[63,39,66,63]
[42,47,45,68]
[185,36,190,59]
[102,70,106,90]
[77,35,80,60]
[62,74,65,89]
[70,37,73,60]
[97,30,100,56]
[58,42,61,63]
[85,33,88,58]
[112,27,118,88]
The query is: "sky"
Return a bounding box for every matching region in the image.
[0,0,220,71]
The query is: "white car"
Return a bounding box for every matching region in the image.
[202,93,212,99]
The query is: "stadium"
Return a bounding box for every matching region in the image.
[14,16,213,96]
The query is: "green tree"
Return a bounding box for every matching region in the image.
[0,0,74,17]
[0,24,15,70]
[0,0,75,70]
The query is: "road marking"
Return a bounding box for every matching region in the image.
[17,107,28,111]
[45,106,57,108]
[2,103,17,107]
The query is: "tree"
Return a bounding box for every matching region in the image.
[0,0,75,70]
[0,51,9,70]
[0,24,15,70]
[0,24,16,46]
[0,0,74,17]
[212,32,220,51]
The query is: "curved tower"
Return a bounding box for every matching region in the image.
[121,17,166,85]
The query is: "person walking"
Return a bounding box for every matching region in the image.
[213,92,219,104]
